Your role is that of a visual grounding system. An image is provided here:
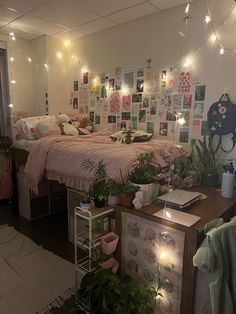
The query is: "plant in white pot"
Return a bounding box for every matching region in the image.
[80,191,92,210]
[129,152,161,206]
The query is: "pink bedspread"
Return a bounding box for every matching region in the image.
[25,130,188,194]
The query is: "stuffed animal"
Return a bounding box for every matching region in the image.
[132,191,144,210]
[57,113,78,136]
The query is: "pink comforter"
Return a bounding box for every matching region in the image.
[25,130,188,194]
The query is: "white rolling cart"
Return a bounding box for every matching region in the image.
[74,206,115,312]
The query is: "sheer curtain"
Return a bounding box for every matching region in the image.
[0,48,11,137]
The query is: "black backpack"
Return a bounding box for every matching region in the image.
[207,93,236,152]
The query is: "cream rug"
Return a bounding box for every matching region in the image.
[0,225,75,314]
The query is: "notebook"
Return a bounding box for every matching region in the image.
[154,207,201,227]
[157,189,202,209]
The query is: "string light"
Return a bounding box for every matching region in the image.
[27,57,32,62]
[185,3,190,14]
[220,47,225,55]
[210,34,217,43]
[10,57,14,61]
[205,15,211,23]
[11,80,16,84]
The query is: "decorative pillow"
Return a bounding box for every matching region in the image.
[35,121,61,139]
[78,128,91,135]
[110,130,153,142]
[56,113,70,124]
[61,123,79,136]
[16,115,57,140]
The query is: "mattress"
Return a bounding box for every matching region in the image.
[14,139,35,152]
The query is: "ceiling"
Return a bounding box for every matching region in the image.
[0,0,192,41]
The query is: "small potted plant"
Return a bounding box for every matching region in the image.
[81,159,114,208]
[80,192,92,210]
[192,135,221,187]
[129,152,161,206]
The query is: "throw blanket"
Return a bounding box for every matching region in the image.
[0,225,75,314]
[25,129,187,194]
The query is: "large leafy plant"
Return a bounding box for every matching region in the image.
[78,267,158,314]
[129,152,161,184]
[192,135,220,174]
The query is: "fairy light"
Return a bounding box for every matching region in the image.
[205,15,211,23]
[220,47,224,55]
[160,251,168,260]
[64,40,71,47]
[10,57,14,61]
[210,34,217,43]
[44,63,48,69]
[27,57,32,62]
[11,80,16,84]
[183,57,192,67]
[9,103,14,108]
[178,117,186,125]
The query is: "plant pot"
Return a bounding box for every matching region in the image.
[101,231,119,255]
[108,195,119,207]
[201,173,219,187]
[80,202,92,210]
[131,182,160,206]
[94,197,105,208]
[118,194,134,208]
[101,257,119,273]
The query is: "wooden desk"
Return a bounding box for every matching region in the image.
[115,186,236,314]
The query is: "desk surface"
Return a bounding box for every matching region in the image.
[130,186,236,233]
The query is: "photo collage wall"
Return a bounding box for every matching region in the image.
[68,64,209,143]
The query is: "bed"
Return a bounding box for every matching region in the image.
[12,114,188,195]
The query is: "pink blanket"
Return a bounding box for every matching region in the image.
[24,130,187,194]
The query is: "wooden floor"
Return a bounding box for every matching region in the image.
[0,201,76,314]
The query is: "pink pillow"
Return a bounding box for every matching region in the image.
[35,121,61,138]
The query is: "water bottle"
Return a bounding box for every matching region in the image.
[221,162,235,198]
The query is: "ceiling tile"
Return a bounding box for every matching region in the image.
[0,0,49,13]
[30,0,100,28]
[74,18,116,35]
[75,0,144,16]
[0,4,22,23]
[108,3,159,24]
[8,15,69,36]
[54,29,85,40]
[0,24,40,40]
[150,0,192,10]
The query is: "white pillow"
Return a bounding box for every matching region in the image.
[16,115,56,140]
[35,121,61,139]
[63,123,79,136]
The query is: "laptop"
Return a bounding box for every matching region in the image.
[157,189,202,209]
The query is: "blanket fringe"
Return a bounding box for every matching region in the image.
[37,285,76,314]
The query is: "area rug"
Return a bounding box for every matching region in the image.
[0,225,75,314]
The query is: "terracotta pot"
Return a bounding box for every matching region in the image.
[118,194,134,208]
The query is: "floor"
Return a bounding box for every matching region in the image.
[0,200,76,314]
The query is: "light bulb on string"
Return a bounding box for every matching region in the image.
[220,47,224,55]
[10,57,14,61]
[27,57,32,62]
[210,34,217,43]
[205,15,211,23]
[185,3,190,14]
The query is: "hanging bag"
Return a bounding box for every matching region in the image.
[207,93,236,152]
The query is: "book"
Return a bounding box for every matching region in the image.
[153,207,201,227]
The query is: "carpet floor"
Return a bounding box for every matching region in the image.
[0,202,76,314]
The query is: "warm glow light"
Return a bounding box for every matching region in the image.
[205,15,211,23]
[210,34,217,42]
[183,57,192,67]
[220,47,224,55]
[10,57,14,61]
[64,40,71,47]
[11,80,16,84]
[44,63,48,69]
[9,103,14,108]
[57,52,63,59]
[27,57,32,62]
[160,251,168,260]
[9,32,14,36]
[81,67,88,73]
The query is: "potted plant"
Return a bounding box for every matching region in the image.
[101,231,119,255]
[78,267,158,314]
[80,191,92,210]
[192,135,221,187]
[81,159,115,208]
[129,152,161,206]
